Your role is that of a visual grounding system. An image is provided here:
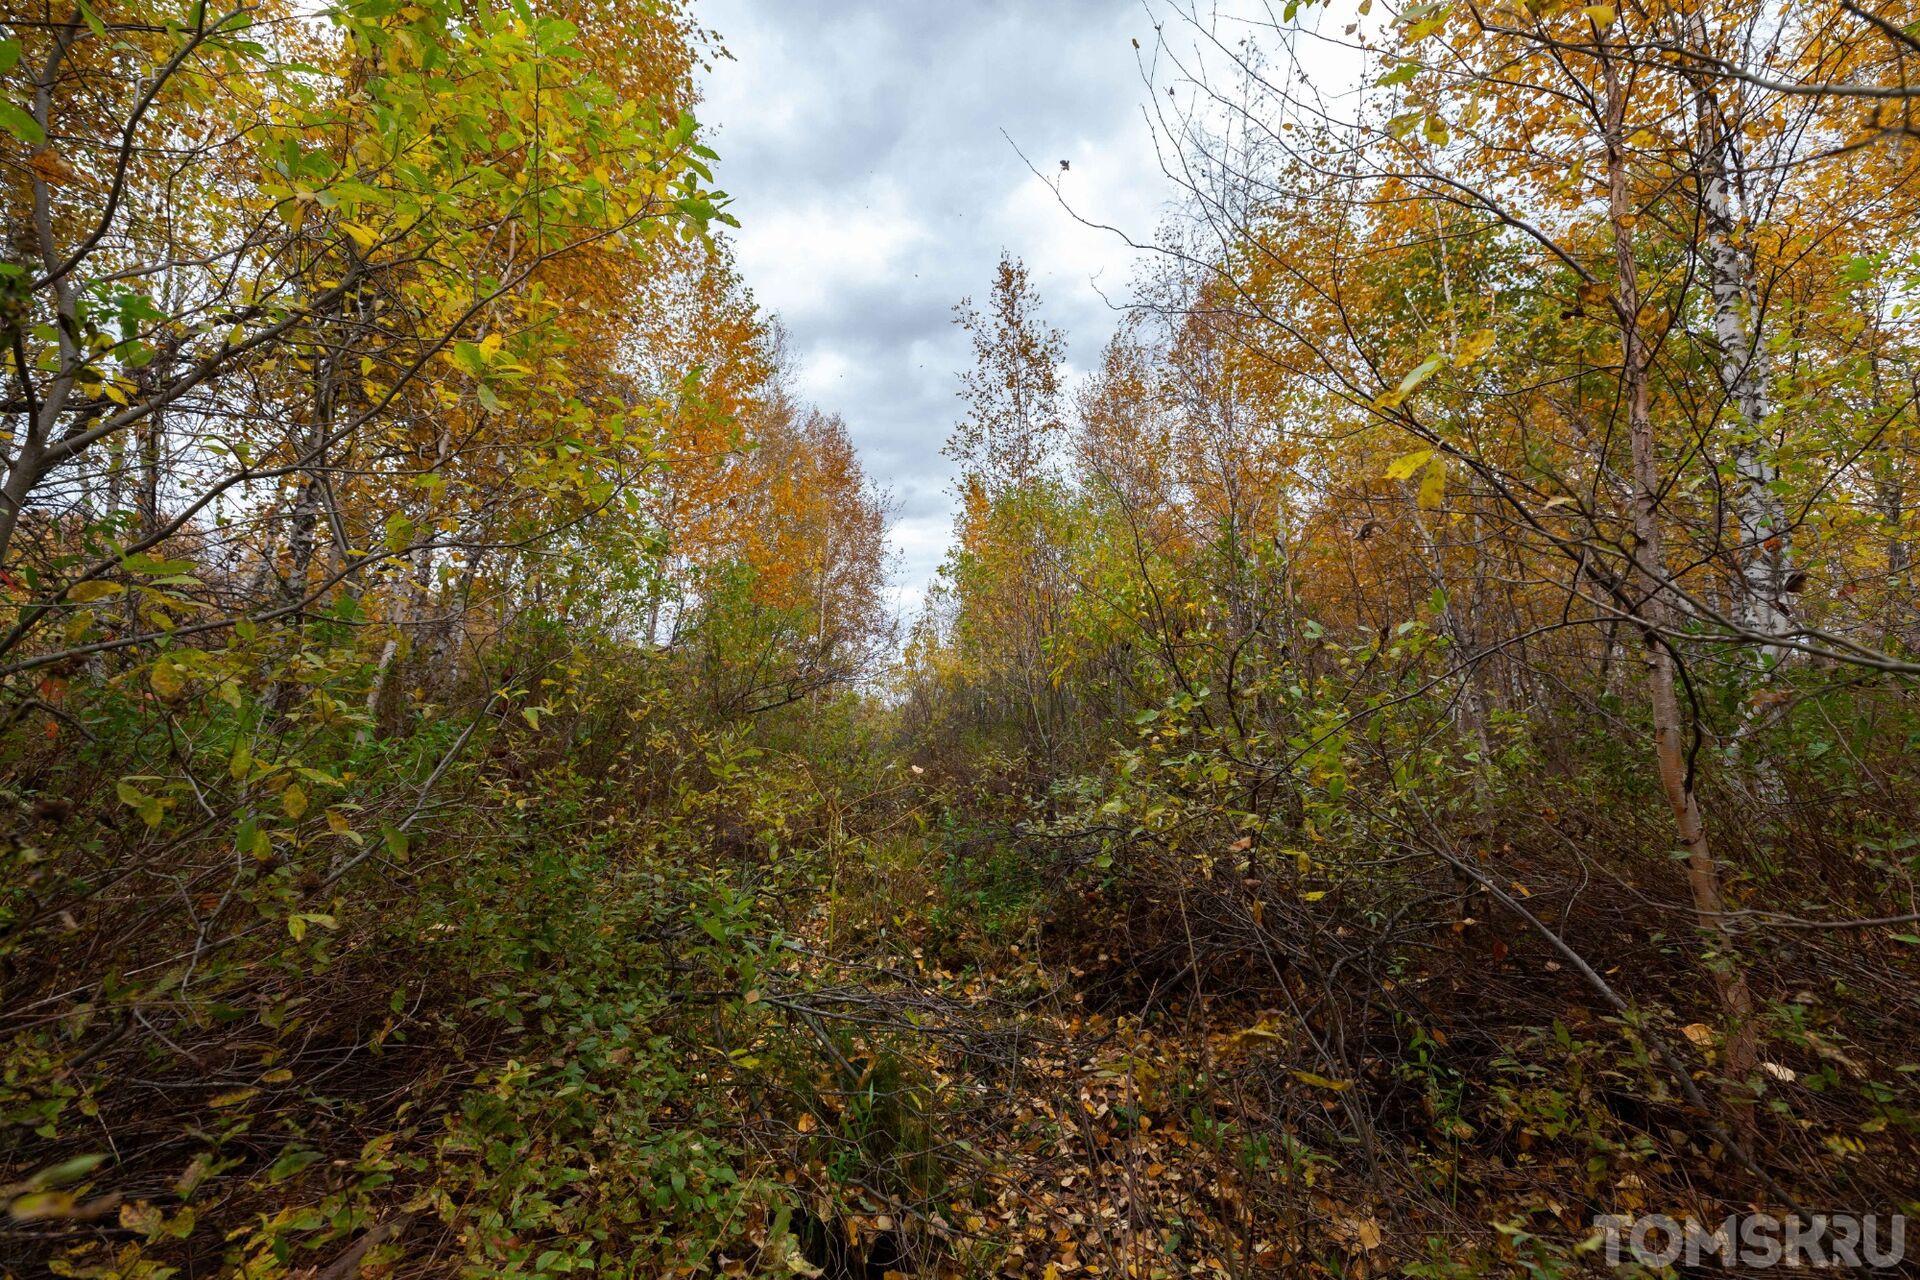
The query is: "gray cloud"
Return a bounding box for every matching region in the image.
[696,0,1174,612]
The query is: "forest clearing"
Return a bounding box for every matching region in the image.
[2,0,1919,1275]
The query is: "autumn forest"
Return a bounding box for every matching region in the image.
[3,0,1920,1276]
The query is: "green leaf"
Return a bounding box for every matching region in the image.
[1386,110,1425,141]
[116,779,165,828]
[381,824,410,861]
[122,554,196,575]
[75,0,108,39]
[265,1148,322,1182]
[24,1153,109,1190]
[383,513,414,552]
[1399,353,1446,393]
[0,100,45,144]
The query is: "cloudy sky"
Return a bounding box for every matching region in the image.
[695,0,1184,615]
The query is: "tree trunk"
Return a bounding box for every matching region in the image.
[1606,53,1761,1091]
[1695,30,1791,666]
[1695,53,1790,812]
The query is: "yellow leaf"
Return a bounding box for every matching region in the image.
[209,1087,258,1108]
[1417,454,1448,509]
[1291,1070,1353,1092]
[1582,4,1615,27]
[120,1200,165,1234]
[282,783,309,820]
[1384,449,1433,482]
[150,660,185,701]
[9,1191,78,1220]
[67,580,123,603]
[1230,1021,1285,1047]
[1453,328,1496,366]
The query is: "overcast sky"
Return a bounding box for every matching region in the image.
[695,0,1180,615]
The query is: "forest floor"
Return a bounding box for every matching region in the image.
[752,842,1392,1280]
